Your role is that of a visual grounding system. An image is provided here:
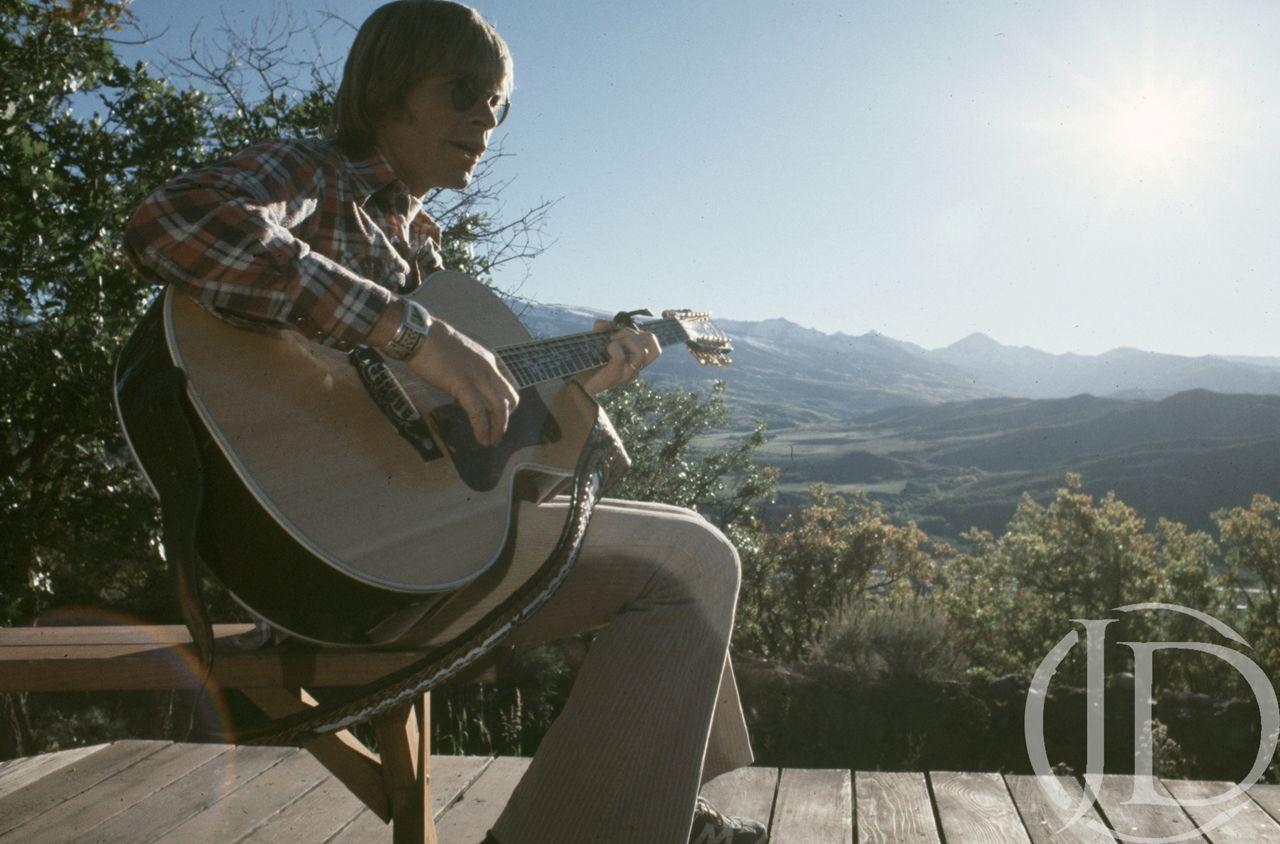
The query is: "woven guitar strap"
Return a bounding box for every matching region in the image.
[218,407,629,746]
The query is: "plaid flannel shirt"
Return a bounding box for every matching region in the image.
[124,138,444,351]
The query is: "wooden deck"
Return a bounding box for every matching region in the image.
[4,741,1280,842]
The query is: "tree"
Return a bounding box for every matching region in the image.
[2,0,174,630]
[935,474,1248,692]
[598,379,775,532]
[734,485,943,663]
[1218,495,1280,682]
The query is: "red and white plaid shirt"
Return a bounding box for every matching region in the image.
[125,138,443,351]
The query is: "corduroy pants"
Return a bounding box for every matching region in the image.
[409,496,756,844]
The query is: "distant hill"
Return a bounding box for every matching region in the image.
[929,335,1280,400]
[509,299,1280,427]
[1216,355,1280,370]
[509,300,993,425]
[507,298,1280,537]
[758,390,1280,539]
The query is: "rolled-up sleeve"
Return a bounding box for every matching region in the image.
[124,142,395,350]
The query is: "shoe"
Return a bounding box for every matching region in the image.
[689,795,768,843]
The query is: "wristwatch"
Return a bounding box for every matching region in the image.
[383,299,431,360]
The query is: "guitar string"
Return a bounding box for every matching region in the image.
[493,321,693,369]
[394,319,698,408]
[492,319,684,358]
[492,320,690,390]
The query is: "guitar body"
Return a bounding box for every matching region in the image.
[115,272,604,646]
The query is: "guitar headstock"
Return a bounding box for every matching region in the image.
[661,309,733,367]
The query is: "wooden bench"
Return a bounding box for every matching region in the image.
[0,623,494,844]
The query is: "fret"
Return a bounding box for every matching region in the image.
[495,317,694,390]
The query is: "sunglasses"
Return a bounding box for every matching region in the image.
[449,76,511,126]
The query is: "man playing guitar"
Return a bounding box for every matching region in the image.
[124,2,765,841]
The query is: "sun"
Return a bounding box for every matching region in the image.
[1104,84,1209,171]
[1020,31,1230,199]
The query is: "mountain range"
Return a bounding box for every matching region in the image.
[509,298,1280,427]
[507,298,1280,536]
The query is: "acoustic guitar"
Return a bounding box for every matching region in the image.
[114,271,731,647]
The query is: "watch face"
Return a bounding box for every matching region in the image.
[406,301,430,329]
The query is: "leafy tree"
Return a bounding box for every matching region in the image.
[599,379,775,532]
[938,475,1176,681]
[935,474,1248,692]
[2,0,172,630]
[735,485,944,663]
[1218,495,1280,680]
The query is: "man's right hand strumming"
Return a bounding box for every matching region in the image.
[408,318,519,447]
[370,298,519,447]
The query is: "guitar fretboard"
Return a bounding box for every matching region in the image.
[495,319,687,389]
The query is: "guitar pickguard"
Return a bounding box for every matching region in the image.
[430,385,562,492]
[348,346,563,491]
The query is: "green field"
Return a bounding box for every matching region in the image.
[707,390,1280,540]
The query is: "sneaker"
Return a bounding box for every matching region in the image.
[689,795,768,843]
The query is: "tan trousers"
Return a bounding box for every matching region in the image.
[409,497,756,844]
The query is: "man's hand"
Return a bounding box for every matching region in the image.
[574,320,662,395]
[406,318,519,447]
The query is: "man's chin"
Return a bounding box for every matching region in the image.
[449,169,475,190]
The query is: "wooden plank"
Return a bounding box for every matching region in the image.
[0,740,168,836]
[425,755,496,822]
[1164,778,1280,843]
[0,743,228,843]
[1247,783,1280,824]
[434,756,531,844]
[770,768,853,844]
[0,641,441,692]
[0,624,256,645]
[856,771,941,844]
[332,755,495,843]
[80,744,292,843]
[238,774,366,842]
[931,771,1031,844]
[150,748,328,842]
[0,744,108,798]
[1095,775,1206,842]
[372,697,434,844]
[700,766,779,831]
[417,695,435,844]
[1004,774,1115,844]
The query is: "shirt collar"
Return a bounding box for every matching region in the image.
[340,145,423,219]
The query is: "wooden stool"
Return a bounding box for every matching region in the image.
[0,624,494,844]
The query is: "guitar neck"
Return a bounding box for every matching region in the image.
[495,319,687,389]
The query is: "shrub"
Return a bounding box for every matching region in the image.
[813,597,967,684]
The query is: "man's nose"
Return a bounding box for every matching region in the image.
[472,101,500,129]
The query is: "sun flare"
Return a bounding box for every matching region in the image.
[1104,85,1209,170]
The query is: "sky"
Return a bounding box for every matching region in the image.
[119,1,1280,358]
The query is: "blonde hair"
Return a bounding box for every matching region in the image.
[331,0,512,154]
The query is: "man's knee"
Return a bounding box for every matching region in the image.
[656,514,742,607]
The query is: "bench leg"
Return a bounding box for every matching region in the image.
[242,687,390,819]
[373,692,436,844]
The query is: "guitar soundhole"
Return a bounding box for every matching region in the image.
[431,386,561,492]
